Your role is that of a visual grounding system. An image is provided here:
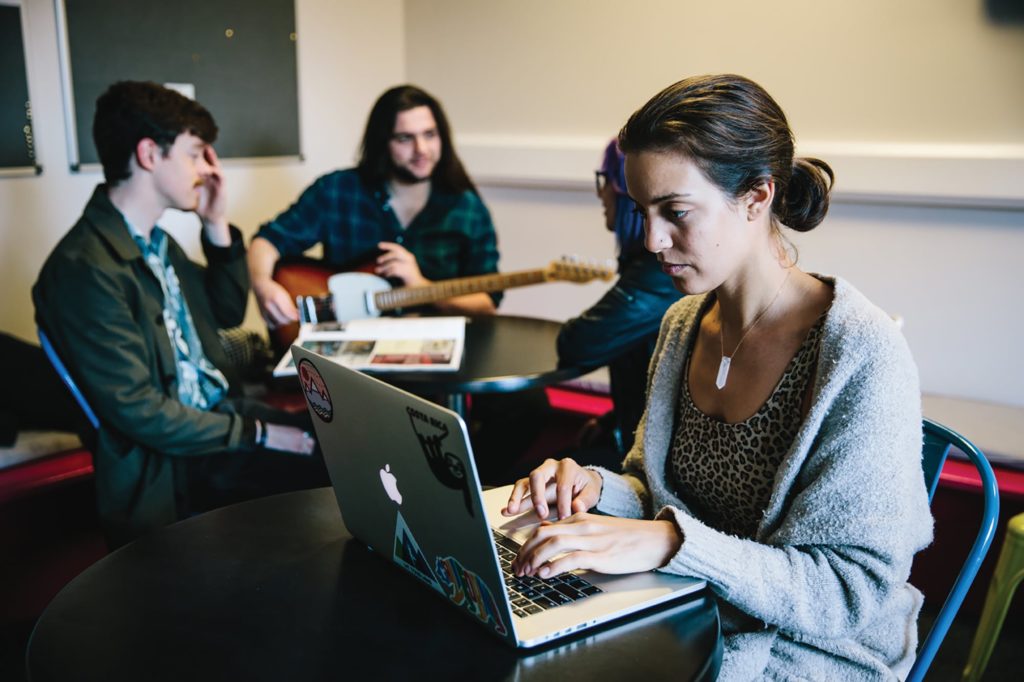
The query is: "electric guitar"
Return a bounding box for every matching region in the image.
[269,256,615,350]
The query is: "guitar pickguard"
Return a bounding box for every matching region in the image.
[327,272,393,321]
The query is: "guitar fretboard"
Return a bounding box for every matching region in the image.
[374,269,549,311]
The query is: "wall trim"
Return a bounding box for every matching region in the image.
[459,134,1024,211]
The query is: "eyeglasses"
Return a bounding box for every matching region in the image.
[594,170,609,193]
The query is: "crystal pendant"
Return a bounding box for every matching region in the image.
[715,355,731,390]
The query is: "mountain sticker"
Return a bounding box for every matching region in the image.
[297,359,333,422]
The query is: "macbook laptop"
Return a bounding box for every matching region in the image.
[291,345,706,648]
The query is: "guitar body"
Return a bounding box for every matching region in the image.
[271,260,332,298]
[269,261,392,352]
[327,272,392,321]
[269,259,336,353]
[269,255,614,354]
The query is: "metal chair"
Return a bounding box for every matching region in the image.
[907,418,1000,682]
[38,328,99,431]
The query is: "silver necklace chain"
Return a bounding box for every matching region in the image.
[715,269,792,390]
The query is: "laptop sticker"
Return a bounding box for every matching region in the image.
[297,359,333,422]
[393,511,442,593]
[436,556,508,636]
[406,407,473,516]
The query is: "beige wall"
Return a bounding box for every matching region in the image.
[407,0,1024,143]
[406,0,1024,406]
[408,0,1024,206]
[2,0,1022,406]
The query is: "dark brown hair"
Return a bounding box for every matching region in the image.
[356,85,476,194]
[93,81,217,186]
[619,74,833,232]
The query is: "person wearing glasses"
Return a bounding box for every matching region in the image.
[505,75,932,679]
[556,140,680,458]
[248,85,501,326]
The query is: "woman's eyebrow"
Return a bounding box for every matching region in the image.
[649,192,691,204]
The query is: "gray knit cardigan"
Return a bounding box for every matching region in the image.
[592,276,934,681]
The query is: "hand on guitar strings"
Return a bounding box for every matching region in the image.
[375,241,428,287]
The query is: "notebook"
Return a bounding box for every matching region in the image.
[291,344,706,648]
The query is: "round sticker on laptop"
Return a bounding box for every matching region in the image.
[297,359,333,422]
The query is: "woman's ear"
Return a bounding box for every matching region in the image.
[744,178,775,221]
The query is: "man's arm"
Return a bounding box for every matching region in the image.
[196,145,231,246]
[189,143,250,327]
[248,172,348,326]
[194,225,250,329]
[248,236,299,326]
[557,255,680,368]
[36,256,249,456]
[43,259,313,457]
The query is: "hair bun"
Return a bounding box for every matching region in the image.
[779,157,834,232]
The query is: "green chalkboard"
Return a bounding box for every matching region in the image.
[58,0,300,169]
[0,3,37,172]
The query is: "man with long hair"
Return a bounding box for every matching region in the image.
[249,85,500,325]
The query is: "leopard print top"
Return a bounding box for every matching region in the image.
[667,315,826,538]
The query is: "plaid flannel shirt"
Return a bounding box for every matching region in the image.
[255,169,502,305]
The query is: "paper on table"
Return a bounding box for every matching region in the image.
[273,317,466,377]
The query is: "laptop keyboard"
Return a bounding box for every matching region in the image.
[492,530,603,618]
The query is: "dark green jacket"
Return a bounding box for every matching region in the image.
[33,186,252,544]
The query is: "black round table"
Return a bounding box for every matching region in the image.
[27,488,722,682]
[379,314,583,394]
[276,314,589,416]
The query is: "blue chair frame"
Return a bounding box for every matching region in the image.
[38,328,100,431]
[906,418,1000,682]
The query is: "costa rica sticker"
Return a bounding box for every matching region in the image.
[297,359,332,422]
[405,406,473,516]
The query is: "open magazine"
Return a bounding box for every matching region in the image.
[273,317,466,377]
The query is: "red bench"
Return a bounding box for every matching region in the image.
[4,389,1019,509]
[0,448,94,505]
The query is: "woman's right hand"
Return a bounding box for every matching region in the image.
[502,458,603,521]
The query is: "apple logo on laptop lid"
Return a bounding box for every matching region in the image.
[380,464,402,505]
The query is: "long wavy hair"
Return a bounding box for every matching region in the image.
[356,85,476,194]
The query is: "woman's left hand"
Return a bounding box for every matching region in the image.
[512,514,682,578]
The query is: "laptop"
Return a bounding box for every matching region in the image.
[291,345,706,648]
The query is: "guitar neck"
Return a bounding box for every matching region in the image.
[374,269,549,311]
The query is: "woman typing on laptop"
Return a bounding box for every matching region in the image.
[503,75,933,680]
